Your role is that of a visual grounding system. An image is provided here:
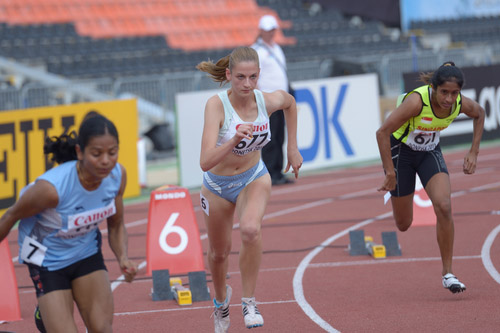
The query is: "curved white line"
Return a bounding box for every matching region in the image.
[116,198,337,291]
[111,261,148,291]
[291,180,500,331]
[481,224,500,284]
[109,173,500,330]
[292,211,393,332]
[414,194,432,207]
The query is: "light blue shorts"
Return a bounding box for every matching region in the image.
[202,160,268,203]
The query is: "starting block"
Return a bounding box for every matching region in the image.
[349,230,401,258]
[151,269,210,304]
[364,236,386,259]
[382,231,402,256]
[152,269,174,301]
[170,278,192,306]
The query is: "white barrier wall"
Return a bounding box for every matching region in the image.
[176,89,222,189]
[176,73,381,189]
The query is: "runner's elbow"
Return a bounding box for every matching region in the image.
[376,128,388,141]
[200,159,214,172]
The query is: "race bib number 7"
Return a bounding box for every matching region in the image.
[20,236,47,266]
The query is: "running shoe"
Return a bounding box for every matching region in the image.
[212,285,232,333]
[34,305,47,333]
[442,273,466,293]
[242,297,264,329]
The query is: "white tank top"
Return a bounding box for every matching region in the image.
[216,89,271,156]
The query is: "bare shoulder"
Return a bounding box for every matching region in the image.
[393,92,422,118]
[11,180,59,219]
[116,163,127,195]
[118,163,127,177]
[204,94,225,125]
[31,179,58,202]
[262,90,287,111]
[460,94,484,117]
[402,92,423,108]
[206,94,223,110]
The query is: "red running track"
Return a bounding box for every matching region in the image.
[4,143,500,332]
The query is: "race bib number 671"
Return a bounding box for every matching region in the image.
[406,130,440,151]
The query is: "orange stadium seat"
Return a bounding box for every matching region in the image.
[0,0,296,51]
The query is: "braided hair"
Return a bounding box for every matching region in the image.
[43,113,119,164]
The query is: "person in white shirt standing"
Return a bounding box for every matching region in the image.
[251,15,294,185]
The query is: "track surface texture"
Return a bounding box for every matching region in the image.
[4,143,500,332]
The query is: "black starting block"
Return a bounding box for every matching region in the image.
[382,231,402,256]
[188,271,211,302]
[152,269,211,303]
[348,230,369,256]
[152,269,174,301]
[349,230,401,257]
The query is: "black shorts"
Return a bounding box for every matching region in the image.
[390,135,448,197]
[28,251,107,298]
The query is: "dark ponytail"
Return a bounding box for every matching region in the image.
[419,61,465,88]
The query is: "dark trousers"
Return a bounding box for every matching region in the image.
[262,109,285,180]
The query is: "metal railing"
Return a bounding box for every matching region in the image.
[1,42,499,114]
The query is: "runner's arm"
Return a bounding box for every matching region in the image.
[0,180,58,242]
[107,165,137,282]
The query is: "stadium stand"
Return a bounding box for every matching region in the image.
[0,0,499,112]
[0,0,410,79]
[0,0,294,50]
[410,16,500,46]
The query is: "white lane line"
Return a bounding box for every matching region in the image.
[481,224,500,284]
[101,218,148,235]
[222,255,481,276]
[309,255,480,268]
[292,211,392,333]
[292,178,500,332]
[17,255,483,297]
[111,261,147,292]
[114,299,297,317]
[109,176,500,326]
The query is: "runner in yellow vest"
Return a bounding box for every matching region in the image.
[376,62,485,293]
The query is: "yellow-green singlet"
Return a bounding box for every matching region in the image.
[392,85,461,151]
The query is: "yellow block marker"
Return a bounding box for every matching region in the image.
[169,278,192,306]
[365,236,387,259]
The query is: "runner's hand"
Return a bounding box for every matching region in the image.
[120,259,138,283]
[285,149,303,179]
[463,152,477,174]
[377,173,396,192]
[235,123,254,141]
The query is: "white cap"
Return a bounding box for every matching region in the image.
[258,15,279,31]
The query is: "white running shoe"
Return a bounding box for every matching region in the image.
[242,297,264,329]
[442,273,466,293]
[212,285,232,333]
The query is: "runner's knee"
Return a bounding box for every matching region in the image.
[395,217,412,232]
[208,247,231,264]
[432,199,452,219]
[240,224,261,244]
[86,316,113,333]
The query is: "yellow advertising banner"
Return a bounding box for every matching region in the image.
[0,99,140,215]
